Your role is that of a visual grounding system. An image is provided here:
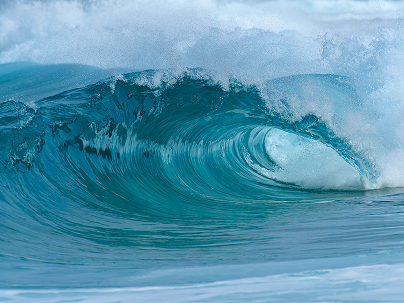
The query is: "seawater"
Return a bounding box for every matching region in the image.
[2,0,404,302]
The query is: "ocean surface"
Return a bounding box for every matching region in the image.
[2,0,404,302]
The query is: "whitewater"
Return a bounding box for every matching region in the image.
[2,0,404,302]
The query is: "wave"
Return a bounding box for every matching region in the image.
[3,1,404,298]
[3,3,404,194]
[0,66,388,215]
[3,65,401,283]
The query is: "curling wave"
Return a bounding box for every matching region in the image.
[1,67,380,224]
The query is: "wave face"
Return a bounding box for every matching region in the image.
[3,1,404,302]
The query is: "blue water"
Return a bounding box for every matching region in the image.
[2,1,404,302]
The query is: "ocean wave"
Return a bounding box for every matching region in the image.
[1,66,387,230]
[3,1,404,298]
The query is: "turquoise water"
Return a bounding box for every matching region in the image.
[2,1,404,302]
